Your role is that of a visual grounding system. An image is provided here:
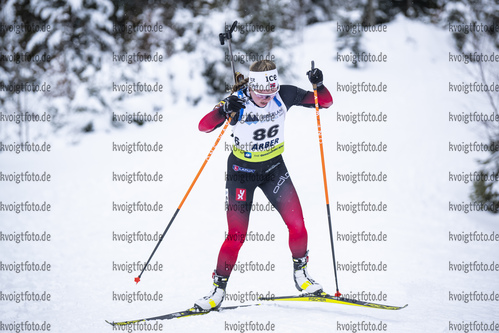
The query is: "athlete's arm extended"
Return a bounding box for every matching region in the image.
[278,84,333,110]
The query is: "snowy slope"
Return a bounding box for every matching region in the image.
[1,15,498,333]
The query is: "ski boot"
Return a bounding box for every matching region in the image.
[293,251,323,295]
[194,271,229,311]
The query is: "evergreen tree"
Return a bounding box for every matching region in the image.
[444,0,499,213]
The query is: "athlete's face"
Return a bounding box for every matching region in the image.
[250,88,277,107]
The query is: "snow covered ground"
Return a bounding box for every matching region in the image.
[1,16,498,333]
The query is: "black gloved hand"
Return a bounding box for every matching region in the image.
[218,95,245,119]
[306,67,324,87]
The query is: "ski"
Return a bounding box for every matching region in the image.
[259,292,408,310]
[106,304,259,326]
[107,292,406,326]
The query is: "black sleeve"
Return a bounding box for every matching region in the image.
[278,85,307,111]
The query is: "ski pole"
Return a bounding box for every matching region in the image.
[134,118,231,284]
[310,60,341,297]
[135,21,240,284]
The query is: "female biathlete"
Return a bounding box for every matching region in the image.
[194,60,333,311]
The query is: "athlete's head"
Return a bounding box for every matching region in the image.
[248,60,280,107]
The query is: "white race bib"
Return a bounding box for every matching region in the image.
[231,90,287,162]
